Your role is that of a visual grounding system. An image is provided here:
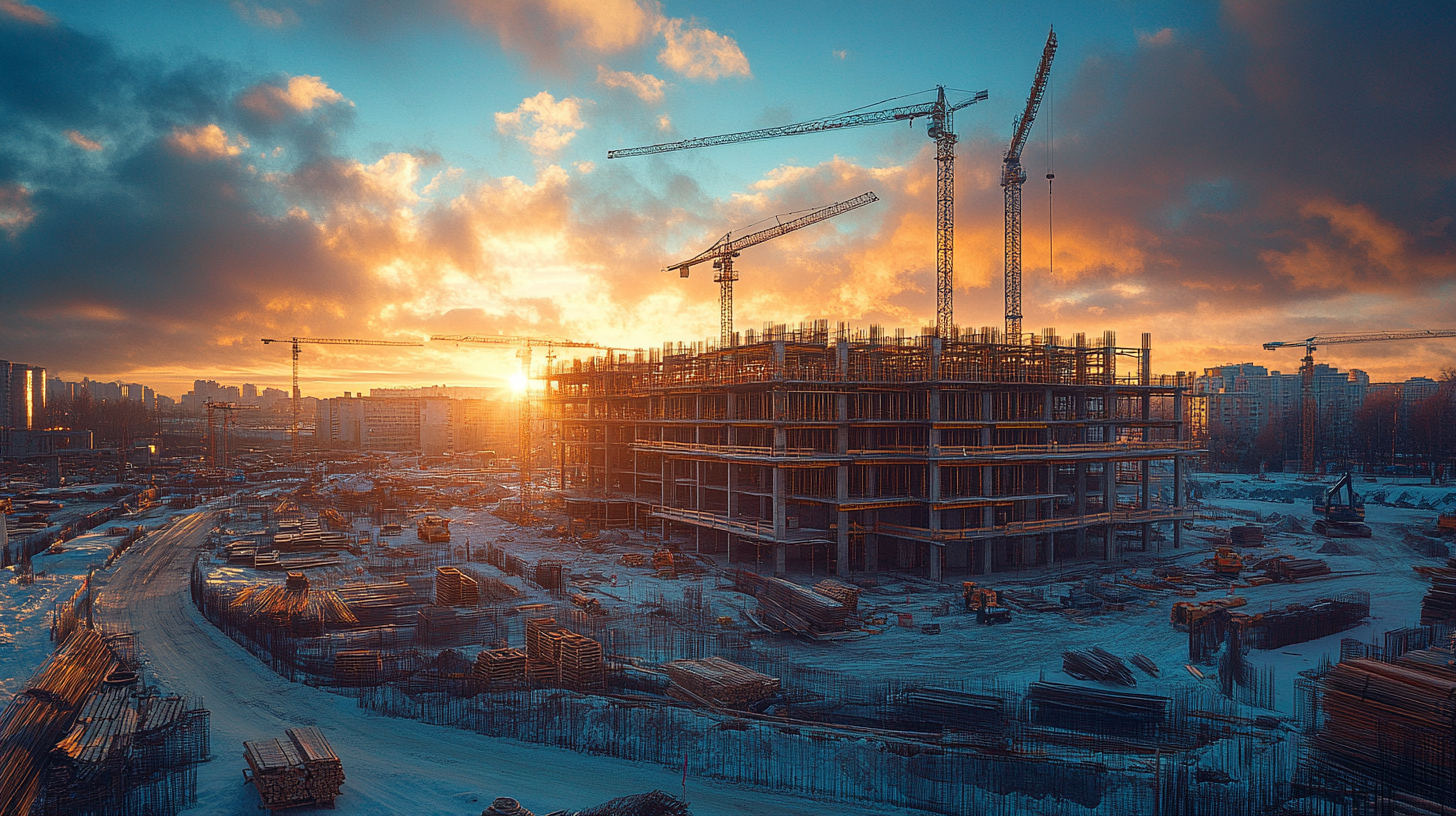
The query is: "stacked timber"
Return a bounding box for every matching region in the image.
[1229,525,1265,547]
[525,617,565,682]
[1062,648,1137,687]
[417,515,451,544]
[333,650,382,686]
[435,566,480,607]
[274,518,351,552]
[1314,657,1456,804]
[1418,559,1456,626]
[734,571,848,636]
[620,553,645,568]
[243,726,344,810]
[662,656,779,708]
[416,606,493,645]
[812,579,861,613]
[337,581,418,625]
[902,687,1005,732]
[473,647,527,686]
[1269,557,1332,581]
[556,632,604,692]
[1027,682,1168,739]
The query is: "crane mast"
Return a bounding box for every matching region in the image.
[1002,27,1057,344]
[1262,329,1456,474]
[431,334,603,521]
[261,336,423,455]
[611,87,987,338]
[667,192,880,346]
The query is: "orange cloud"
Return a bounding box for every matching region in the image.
[596,66,666,103]
[0,183,35,239]
[231,2,299,28]
[238,75,349,121]
[0,0,49,25]
[656,17,751,80]
[454,0,656,61]
[64,130,103,151]
[495,92,587,155]
[168,124,249,158]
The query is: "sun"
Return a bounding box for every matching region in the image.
[508,371,529,394]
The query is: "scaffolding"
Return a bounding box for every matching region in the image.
[550,323,1201,580]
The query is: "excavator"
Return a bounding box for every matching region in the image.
[1313,472,1372,538]
[963,582,1012,625]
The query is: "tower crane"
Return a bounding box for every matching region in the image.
[431,334,603,521]
[668,192,880,347]
[610,87,988,338]
[1263,330,1456,474]
[260,336,424,455]
[203,401,260,470]
[1002,27,1057,344]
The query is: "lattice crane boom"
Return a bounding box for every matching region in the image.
[610,87,987,338]
[1263,328,1456,474]
[1002,27,1057,344]
[260,336,424,454]
[666,192,880,347]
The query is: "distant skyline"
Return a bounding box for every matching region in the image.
[2,1,1454,396]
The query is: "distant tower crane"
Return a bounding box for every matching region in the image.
[1263,329,1456,474]
[1002,27,1057,344]
[668,192,880,347]
[431,334,602,520]
[203,401,260,470]
[260,336,424,455]
[610,87,988,338]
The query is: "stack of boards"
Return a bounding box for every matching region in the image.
[243,726,345,810]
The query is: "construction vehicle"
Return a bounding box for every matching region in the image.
[416,515,451,544]
[261,336,424,454]
[1312,472,1372,538]
[1170,596,1247,630]
[1263,330,1456,473]
[611,86,987,338]
[666,192,879,346]
[1438,513,1456,535]
[963,582,1011,624]
[1213,547,1244,577]
[1001,27,1057,342]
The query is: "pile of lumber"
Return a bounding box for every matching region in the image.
[902,687,1005,732]
[416,606,493,645]
[228,581,357,632]
[244,726,344,810]
[812,579,860,613]
[273,518,351,552]
[1229,525,1265,547]
[523,618,603,691]
[333,650,382,686]
[417,515,451,543]
[473,647,527,686]
[337,581,418,625]
[1419,559,1456,625]
[1245,593,1370,650]
[662,656,779,708]
[734,571,848,635]
[435,566,480,607]
[1268,557,1332,581]
[620,553,645,567]
[1062,648,1137,686]
[1027,682,1168,738]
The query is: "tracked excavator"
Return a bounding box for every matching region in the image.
[1313,472,1372,538]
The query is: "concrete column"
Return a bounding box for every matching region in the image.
[772,466,786,576]
[836,465,850,577]
[865,510,879,572]
[1075,462,1088,556]
[1173,454,1185,550]
[1104,461,1116,559]
[1043,533,1054,566]
[928,543,943,582]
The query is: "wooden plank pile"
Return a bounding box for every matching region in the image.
[333,650,382,686]
[1062,648,1137,686]
[435,566,480,607]
[473,647,527,686]
[243,726,344,810]
[620,552,645,567]
[525,617,564,682]
[273,518,351,552]
[337,581,419,625]
[1419,559,1456,625]
[522,617,604,691]
[662,656,779,709]
[416,606,493,645]
[1245,593,1370,650]
[1027,682,1168,739]
[1229,525,1265,546]
[902,687,1006,732]
[733,571,848,635]
[1314,654,1456,805]
[812,579,861,613]
[1268,557,1332,581]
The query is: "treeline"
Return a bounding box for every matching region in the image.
[1209,369,1456,472]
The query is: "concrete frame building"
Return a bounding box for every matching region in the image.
[551,323,1198,581]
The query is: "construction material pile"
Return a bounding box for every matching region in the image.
[901,687,1006,732]
[570,790,694,816]
[337,581,418,625]
[333,650,382,686]
[435,566,480,607]
[662,656,780,708]
[525,617,604,691]
[416,606,494,645]
[1419,558,1456,625]
[1228,525,1265,546]
[1245,592,1369,650]
[1313,651,1456,806]
[1062,648,1137,686]
[243,726,345,810]
[417,515,451,543]
[733,571,848,636]
[812,579,861,613]
[473,647,527,687]
[273,518,351,552]
[1027,682,1167,740]
[227,579,357,633]
[1267,557,1332,581]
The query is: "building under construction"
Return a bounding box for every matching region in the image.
[551,322,1198,580]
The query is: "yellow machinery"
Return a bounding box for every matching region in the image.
[1213,547,1244,577]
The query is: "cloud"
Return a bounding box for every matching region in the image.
[453,0,655,70]
[238,75,349,122]
[231,2,300,29]
[833,49,848,60]
[0,183,34,238]
[656,17,751,80]
[64,129,103,151]
[656,114,671,132]
[167,124,249,158]
[0,0,49,25]
[1137,28,1175,47]
[494,92,587,155]
[596,65,665,103]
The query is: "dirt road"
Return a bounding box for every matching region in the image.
[95,509,865,816]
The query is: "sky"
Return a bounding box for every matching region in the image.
[1,0,1454,398]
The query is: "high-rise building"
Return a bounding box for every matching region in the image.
[0,362,46,430]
